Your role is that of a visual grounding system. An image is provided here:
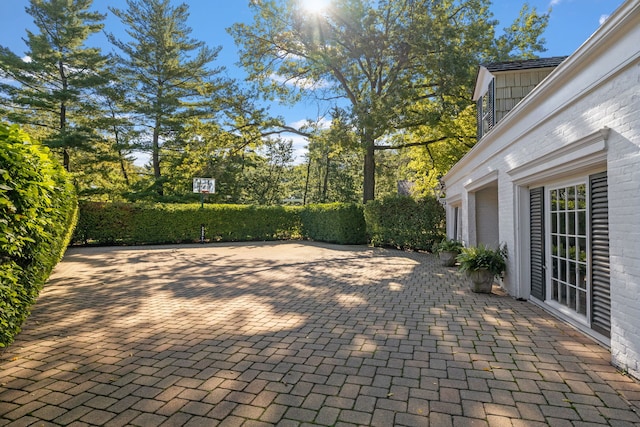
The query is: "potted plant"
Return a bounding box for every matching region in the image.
[432,239,464,266]
[456,244,507,293]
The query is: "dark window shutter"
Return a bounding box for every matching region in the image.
[487,79,495,130]
[477,98,483,140]
[590,171,610,337]
[530,187,545,300]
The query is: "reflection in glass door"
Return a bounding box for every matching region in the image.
[549,183,589,318]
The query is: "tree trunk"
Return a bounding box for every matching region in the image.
[118,150,130,187]
[152,122,163,196]
[303,156,311,205]
[59,60,70,172]
[322,153,330,202]
[362,133,375,203]
[63,149,70,172]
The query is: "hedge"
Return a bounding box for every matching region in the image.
[0,123,78,348]
[73,202,303,245]
[364,195,445,251]
[73,202,371,246]
[300,203,367,244]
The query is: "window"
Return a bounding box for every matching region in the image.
[476,79,495,139]
[547,182,589,320]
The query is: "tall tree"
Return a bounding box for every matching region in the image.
[230,0,549,202]
[304,112,361,203]
[108,0,224,195]
[0,0,107,171]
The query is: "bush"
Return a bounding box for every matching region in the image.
[457,244,508,278]
[0,123,78,347]
[364,195,445,251]
[432,238,464,254]
[300,203,366,245]
[73,202,303,245]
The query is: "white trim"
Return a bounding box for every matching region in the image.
[445,1,639,182]
[447,194,462,205]
[464,170,498,192]
[544,180,591,326]
[473,66,494,101]
[513,185,531,300]
[507,128,609,185]
[529,296,610,347]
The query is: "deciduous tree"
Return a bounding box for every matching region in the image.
[230,0,549,201]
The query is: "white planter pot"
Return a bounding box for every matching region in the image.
[439,251,458,267]
[468,269,494,293]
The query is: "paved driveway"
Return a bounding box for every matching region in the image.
[1,241,639,426]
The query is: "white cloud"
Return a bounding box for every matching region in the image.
[289,117,331,130]
[269,73,332,90]
[22,55,32,63]
[599,14,609,25]
[287,133,310,164]
[549,0,562,6]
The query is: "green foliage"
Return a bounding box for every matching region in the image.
[364,195,445,251]
[0,122,78,347]
[300,203,366,245]
[0,0,108,172]
[74,201,371,246]
[108,0,226,195]
[73,202,303,245]
[457,244,508,278]
[231,0,549,201]
[432,239,464,254]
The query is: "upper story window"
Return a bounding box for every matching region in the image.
[473,65,495,140]
[472,57,567,141]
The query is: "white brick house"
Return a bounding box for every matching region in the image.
[443,0,640,379]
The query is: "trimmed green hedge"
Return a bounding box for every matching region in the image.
[1,123,78,348]
[74,202,369,246]
[74,202,303,245]
[300,203,367,244]
[364,195,445,251]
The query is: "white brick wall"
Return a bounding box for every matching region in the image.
[444,1,640,379]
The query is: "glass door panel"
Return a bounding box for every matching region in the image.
[548,183,589,319]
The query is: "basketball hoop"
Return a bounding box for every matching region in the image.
[193,178,215,208]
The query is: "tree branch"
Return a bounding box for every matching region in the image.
[374,135,472,150]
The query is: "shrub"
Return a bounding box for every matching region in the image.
[73,202,303,245]
[432,239,464,254]
[364,195,445,251]
[457,244,508,278]
[0,123,78,347]
[300,203,366,245]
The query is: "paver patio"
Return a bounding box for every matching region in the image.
[1,241,639,426]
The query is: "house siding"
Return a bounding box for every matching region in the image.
[444,0,640,379]
[494,68,556,123]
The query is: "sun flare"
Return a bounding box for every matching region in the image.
[300,0,331,15]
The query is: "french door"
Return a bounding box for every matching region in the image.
[548,182,589,319]
[529,172,610,337]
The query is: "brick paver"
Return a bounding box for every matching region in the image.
[1,241,639,426]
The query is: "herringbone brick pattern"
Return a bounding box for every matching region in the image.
[1,241,639,426]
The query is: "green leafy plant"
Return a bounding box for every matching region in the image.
[457,244,508,278]
[74,202,303,245]
[300,203,366,245]
[73,202,367,245]
[432,239,464,254]
[0,122,77,348]
[364,195,445,251]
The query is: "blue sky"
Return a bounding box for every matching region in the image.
[0,0,625,163]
